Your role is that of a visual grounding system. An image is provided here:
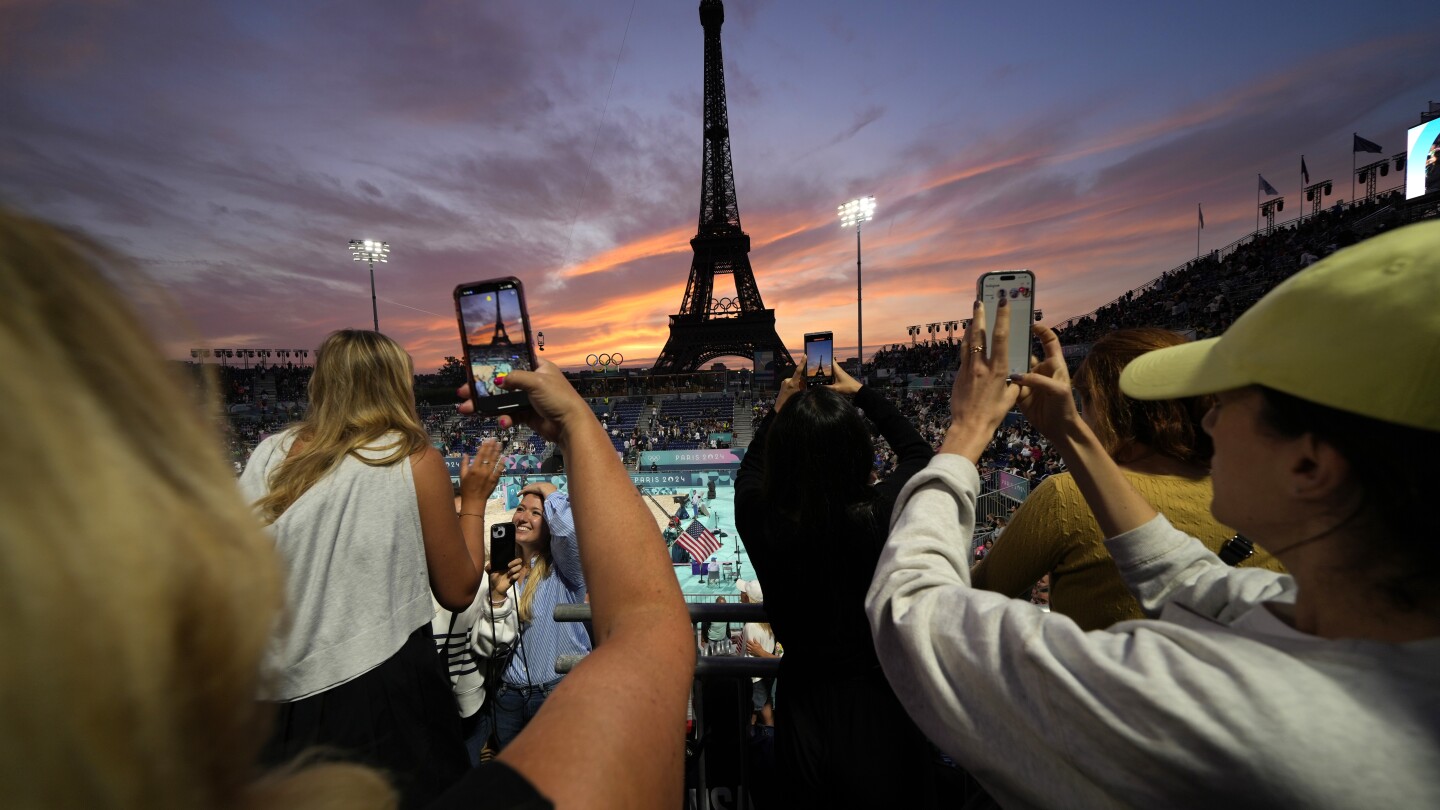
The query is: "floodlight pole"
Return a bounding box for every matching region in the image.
[367,260,378,331]
[854,219,863,378]
[349,239,390,332]
[838,196,876,382]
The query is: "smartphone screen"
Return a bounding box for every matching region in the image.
[803,332,834,384]
[454,277,538,414]
[976,270,1036,375]
[489,523,516,571]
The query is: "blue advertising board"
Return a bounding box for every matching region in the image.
[442,468,737,510]
[639,448,746,471]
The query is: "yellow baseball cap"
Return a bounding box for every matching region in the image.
[1120,220,1440,432]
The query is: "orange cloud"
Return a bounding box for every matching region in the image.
[555,224,694,281]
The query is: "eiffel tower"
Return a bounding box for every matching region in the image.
[650,0,794,376]
[491,294,511,345]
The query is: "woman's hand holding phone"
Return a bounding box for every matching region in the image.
[488,556,524,600]
[1012,323,1084,442]
[458,357,596,444]
[774,356,808,413]
[827,360,863,397]
[941,299,1021,463]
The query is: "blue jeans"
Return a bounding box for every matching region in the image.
[491,679,562,750]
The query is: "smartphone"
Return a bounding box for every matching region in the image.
[489,522,516,571]
[802,331,834,384]
[976,270,1036,375]
[454,277,538,414]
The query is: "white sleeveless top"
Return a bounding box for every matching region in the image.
[239,429,431,701]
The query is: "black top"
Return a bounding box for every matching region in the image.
[427,761,552,810]
[735,386,934,680]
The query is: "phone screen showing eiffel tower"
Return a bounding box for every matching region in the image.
[458,285,531,398]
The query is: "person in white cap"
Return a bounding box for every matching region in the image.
[736,578,777,726]
[868,222,1440,808]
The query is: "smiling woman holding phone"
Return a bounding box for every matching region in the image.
[470,478,589,754]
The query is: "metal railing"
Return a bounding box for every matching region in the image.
[551,602,779,678]
[552,601,777,810]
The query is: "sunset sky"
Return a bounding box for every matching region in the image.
[3,0,1438,372]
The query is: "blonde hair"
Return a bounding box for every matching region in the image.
[515,494,554,625]
[518,555,554,625]
[256,330,428,525]
[0,212,393,808]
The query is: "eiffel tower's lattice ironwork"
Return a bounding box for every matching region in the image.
[650,0,794,376]
[491,294,511,344]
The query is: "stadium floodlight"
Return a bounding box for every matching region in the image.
[348,239,390,332]
[837,196,876,380]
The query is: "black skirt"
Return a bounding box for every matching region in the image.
[261,623,470,809]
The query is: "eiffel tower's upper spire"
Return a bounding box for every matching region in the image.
[697,0,741,236]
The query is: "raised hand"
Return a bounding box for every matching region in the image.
[496,358,594,443]
[459,438,504,504]
[489,556,525,599]
[520,481,559,500]
[942,298,1021,462]
[827,358,863,396]
[1012,323,1081,441]
[774,355,808,413]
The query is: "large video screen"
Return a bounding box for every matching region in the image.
[1406,119,1440,200]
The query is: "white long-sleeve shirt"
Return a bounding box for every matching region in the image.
[432,591,517,718]
[865,454,1440,809]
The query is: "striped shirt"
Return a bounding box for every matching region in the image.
[503,491,591,687]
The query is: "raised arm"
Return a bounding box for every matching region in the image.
[413,440,499,611]
[523,484,584,592]
[854,385,934,499]
[1011,324,1157,537]
[485,361,694,809]
[735,361,805,573]
[1106,515,1294,620]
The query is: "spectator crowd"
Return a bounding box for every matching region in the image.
[16,189,1439,808]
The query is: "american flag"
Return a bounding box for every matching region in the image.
[678,519,721,562]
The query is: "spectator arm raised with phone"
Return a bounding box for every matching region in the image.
[465,360,695,809]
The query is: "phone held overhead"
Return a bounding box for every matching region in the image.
[803,331,835,384]
[976,270,1036,376]
[454,277,539,415]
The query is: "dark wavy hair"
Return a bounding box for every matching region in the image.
[761,387,880,536]
[1074,328,1214,468]
[1257,387,1440,614]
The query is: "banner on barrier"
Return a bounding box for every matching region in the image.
[443,469,737,509]
[639,448,747,469]
[444,454,542,481]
